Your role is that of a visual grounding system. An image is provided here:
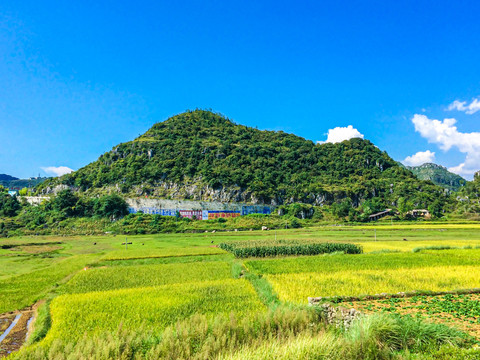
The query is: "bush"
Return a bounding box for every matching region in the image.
[289,218,301,228]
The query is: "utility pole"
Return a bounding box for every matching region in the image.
[374,229,377,241]
[125,237,128,250]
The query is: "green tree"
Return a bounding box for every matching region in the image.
[397,197,413,215]
[0,191,21,217]
[94,194,129,219]
[331,199,352,219]
[52,189,78,217]
[361,197,384,216]
[428,199,444,219]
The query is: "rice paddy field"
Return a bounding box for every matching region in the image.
[1,223,480,359]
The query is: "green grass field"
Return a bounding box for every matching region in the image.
[2,224,480,359]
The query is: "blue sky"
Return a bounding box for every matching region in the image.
[1,1,480,179]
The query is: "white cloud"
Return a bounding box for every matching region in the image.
[447,98,480,115]
[411,114,480,178]
[41,166,74,177]
[317,125,364,144]
[402,150,436,166]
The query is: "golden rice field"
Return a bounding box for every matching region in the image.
[267,265,480,303]
[45,279,264,343]
[356,239,480,253]
[246,249,480,304]
[63,261,233,293]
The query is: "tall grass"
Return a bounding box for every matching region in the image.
[26,301,51,345]
[13,310,473,360]
[224,314,471,360]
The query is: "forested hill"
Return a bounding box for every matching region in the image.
[406,163,466,192]
[0,175,47,190]
[39,110,445,208]
[0,174,18,182]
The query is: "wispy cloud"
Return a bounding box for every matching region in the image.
[411,114,480,177]
[447,98,480,115]
[402,150,436,166]
[41,166,74,177]
[317,125,364,144]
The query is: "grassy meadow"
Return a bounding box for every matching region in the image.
[1,223,480,359]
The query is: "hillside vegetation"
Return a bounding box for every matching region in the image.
[406,163,466,192]
[40,110,446,210]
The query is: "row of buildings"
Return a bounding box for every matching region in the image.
[127,201,273,220]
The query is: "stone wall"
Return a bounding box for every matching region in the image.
[317,304,362,329]
[126,198,245,211]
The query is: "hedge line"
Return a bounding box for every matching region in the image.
[219,242,362,258]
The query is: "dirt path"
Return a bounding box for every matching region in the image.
[0,304,38,358]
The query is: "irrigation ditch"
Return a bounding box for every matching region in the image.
[0,303,38,358]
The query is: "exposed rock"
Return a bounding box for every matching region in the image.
[53,185,70,195]
[320,303,362,329]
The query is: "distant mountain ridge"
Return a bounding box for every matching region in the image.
[0,174,48,190]
[39,110,446,209]
[0,174,18,182]
[406,163,466,192]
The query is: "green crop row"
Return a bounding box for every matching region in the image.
[220,239,330,248]
[412,293,480,320]
[219,241,362,258]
